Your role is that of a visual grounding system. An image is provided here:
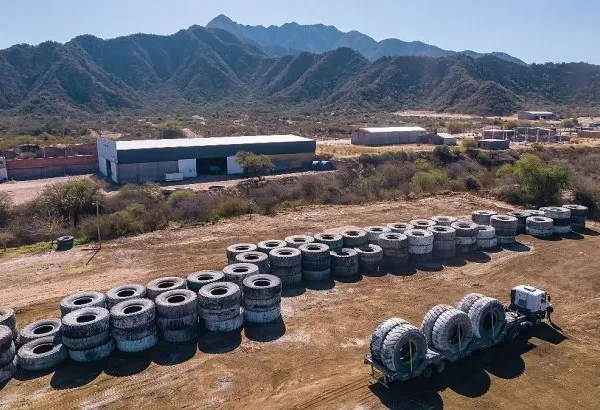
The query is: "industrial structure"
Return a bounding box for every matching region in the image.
[483,129,515,139]
[478,139,510,150]
[435,133,457,145]
[351,127,429,146]
[97,135,316,184]
[517,111,557,121]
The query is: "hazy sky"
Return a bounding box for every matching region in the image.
[1,0,598,64]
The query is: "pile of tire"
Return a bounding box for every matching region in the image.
[223,263,260,288]
[490,215,519,244]
[155,289,197,343]
[457,293,506,341]
[299,243,331,281]
[106,284,146,310]
[405,229,434,264]
[226,243,257,264]
[421,304,473,354]
[471,210,497,225]
[370,318,427,373]
[378,233,409,268]
[330,248,359,277]
[508,210,532,233]
[17,335,67,372]
[430,215,457,227]
[18,318,61,347]
[285,235,314,249]
[0,308,18,343]
[563,204,588,232]
[61,307,114,362]
[235,252,270,275]
[387,222,413,234]
[451,221,479,254]
[540,207,571,234]
[198,282,243,332]
[256,239,287,255]
[363,226,391,244]
[428,225,456,260]
[111,298,158,352]
[0,325,17,384]
[355,244,384,273]
[146,277,186,301]
[268,247,302,287]
[187,271,224,292]
[409,219,436,230]
[243,274,282,324]
[59,291,106,316]
[526,216,554,237]
[476,225,497,249]
[341,229,368,248]
[313,233,343,251]
[525,210,545,217]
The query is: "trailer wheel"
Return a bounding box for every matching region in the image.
[436,360,447,374]
[422,364,434,379]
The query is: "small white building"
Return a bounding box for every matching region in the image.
[436,133,457,145]
[351,127,429,146]
[517,111,557,121]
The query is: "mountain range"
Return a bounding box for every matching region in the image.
[0,22,599,122]
[206,15,527,66]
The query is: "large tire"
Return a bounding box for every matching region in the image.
[115,332,158,353]
[146,277,186,300]
[477,238,498,249]
[540,206,571,219]
[433,248,457,260]
[0,326,12,352]
[330,248,359,267]
[61,307,110,339]
[408,244,434,255]
[430,216,457,227]
[490,215,518,230]
[313,233,343,251]
[223,263,260,286]
[302,269,332,281]
[244,306,281,324]
[409,219,436,229]
[468,297,506,340]
[476,225,496,239]
[106,284,146,309]
[370,318,409,363]
[269,248,302,267]
[68,338,115,363]
[525,209,545,216]
[431,308,473,353]
[387,222,414,234]
[364,226,392,243]
[526,227,553,237]
[341,230,368,247]
[61,330,111,351]
[155,289,197,319]
[0,358,16,384]
[455,236,477,246]
[256,240,287,254]
[302,259,331,271]
[198,282,241,310]
[433,239,456,251]
[157,312,198,330]
[242,274,282,300]
[235,252,269,275]
[378,233,408,249]
[60,292,106,316]
[110,298,155,329]
[226,243,258,263]
[421,304,454,345]
[381,324,427,372]
[471,210,497,225]
[428,226,456,241]
[508,210,532,232]
[405,229,434,246]
[451,221,479,237]
[161,326,198,343]
[284,235,315,248]
[0,308,16,333]
[496,235,516,244]
[0,342,16,367]
[204,313,243,332]
[187,271,225,292]
[112,322,157,341]
[355,244,383,262]
[270,265,302,278]
[332,265,359,277]
[526,216,553,230]
[17,337,67,371]
[562,204,588,217]
[243,296,281,310]
[299,243,330,261]
[19,319,61,345]
[457,293,485,313]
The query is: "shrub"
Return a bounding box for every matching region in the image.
[170,192,221,222]
[513,154,570,206]
[167,190,194,207]
[80,203,154,240]
[0,192,11,227]
[208,197,259,221]
[448,122,466,134]
[433,145,458,164]
[235,151,275,176]
[40,179,100,225]
[463,176,481,191]
[496,185,528,205]
[461,138,477,150]
[159,121,184,139]
[411,169,448,193]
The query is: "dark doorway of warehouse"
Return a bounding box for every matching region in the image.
[196,157,227,174]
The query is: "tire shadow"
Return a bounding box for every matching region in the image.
[560,232,584,240]
[581,227,599,236]
[500,242,531,252]
[442,257,467,267]
[381,264,417,277]
[197,326,242,354]
[50,360,103,389]
[103,349,152,377]
[14,367,54,381]
[415,262,444,272]
[362,269,387,278]
[369,380,444,410]
[281,286,306,298]
[244,318,286,342]
[464,251,492,264]
[151,339,197,365]
[445,361,491,398]
[530,234,562,242]
[481,339,531,380]
[304,279,335,291]
[482,246,503,254]
[334,274,363,283]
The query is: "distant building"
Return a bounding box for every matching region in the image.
[436,133,457,145]
[351,127,429,146]
[483,129,515,139]
[517,111,557,121]
[478,139,510,150]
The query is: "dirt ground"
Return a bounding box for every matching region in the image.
[0,175,94,205]
[0,193,599,409]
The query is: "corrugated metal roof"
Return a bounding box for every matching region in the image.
[360,127,427,133]
[437,133,456,138]
[520,111,554,115]
[115,135,313,151]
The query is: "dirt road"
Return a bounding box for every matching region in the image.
[0,193,598,409]
[0,175,94,204]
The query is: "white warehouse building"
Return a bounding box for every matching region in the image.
[351,127,429,146]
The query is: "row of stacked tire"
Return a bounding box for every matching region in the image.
[370,292,506,374]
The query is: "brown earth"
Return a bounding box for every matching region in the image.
[0,193,599,409]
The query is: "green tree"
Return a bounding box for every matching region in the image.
[159,121,185,139]
[42,179,101,225]
[512,154,570,206]
[461,138,477,150]
[503,119,519,130]
[235,151,275,177]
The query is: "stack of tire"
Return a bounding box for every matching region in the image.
[61,307,114,362]
[313,233,343,251]
[508,210,532,233]
[198,282,243,332]
[378,233,409,268]
[526,216,554,237]
[285,235,314,249]
[223,263,260,288]
[490,215,519,244]
[16,332,67,372]
[364,226,391,244]
[476,225,497,249]
[370,318,428,374]
[146,277,186,301]
[0,308,18,344]
[111,298,158,352]
[268,248,302,287]
[525,210,545,217]
[59,291,106,317]
[421,304,473,354]
[18,318,62,347]
[430,215,457,227]
[428,226,456,260]
[341,229,368,248]
[457,293,506,341]
[387,222,413,234]
[257,239,287,255]
[243,274,282,324]
[471,210,497,225]
[299,243,331,281]
[235,252,269,275]
[106,284,146,310]
[540,207,571,234]
[155,289,198,343]
[330,248,359,277]
[226,243,258,264]
[355,244,384,274]
[0,325,17,384]
[405,229,434,264]
[452,221,479,254]
[563,204,588,232]
[409,219,436,230]
[187,271,224,292]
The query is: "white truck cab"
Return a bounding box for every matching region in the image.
[510,285,553,320]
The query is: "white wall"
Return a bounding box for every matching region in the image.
[97,137,118,162]
[227,156,244,175]
[177,159,197,178]
[0,157,7,180]
[110,161,118,183]
[98,155,108,176]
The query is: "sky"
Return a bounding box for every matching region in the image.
[1,0,599,64]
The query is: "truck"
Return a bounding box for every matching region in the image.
[365,285,554,387]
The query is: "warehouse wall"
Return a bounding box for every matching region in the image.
[117,161,177,184]
[6,156,98,180]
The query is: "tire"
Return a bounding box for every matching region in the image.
[0,308,16,332]
[562,204,588,217]
[436,360,447,374]
[112,322,157,341]
[411,253,433,264]
[279,273,303,287]
[382,248,409,258]
[378,233,408,249]
[341,230,368,247]
[60,291,106,316]
[242,274,282,300]
[428,225,456,241]
[270,265,302,278]
[106,284,146,309]
[433,240,456,251]
[496,235,516,244]
[110,298,155,329]
[299,243,330,261]
[405,229,434,246]
[381,324,427,372]
[468,297,506,340]
[235,252,269,275]
[387,222,414,234]
[370,318,409,363]
[382,255,410,268]
[525,210,545,216]
[526,216,553,230]
[553,225,571,234]
[408,244,434,255]
[155,289,197,319]
[0,342,16,367]
[422,364,434,379]
[332,265,359,277]
[355,244,383,262]
[198,282,241,310]
[421,304,454,345]
[476,225,496,239]
[284,235,315,248]
[302,259,331,271]
[508,211,531,232]
[495,228,518,237]
[146,277,186,301]
[199,304,240,322]
[302,269,332,281]
[19,319,61,345]
[455,236,476,246]
[244,306,281,324]
[408,219,436,230]
[156,312,198,330]
[243,296,281,310]
[364,226,392,243]
[62,330,111,350]
[430,216,457,227]
[490,215,518,230]
[313,233,343,251]
[204,314,243,333]
[451,221,479,237]
[115,332,158,352]
[17,337,67,371]
[540,206,571,219]
[431,308,473,353]
[161,325,198,343]
[433,248,456,260]
[0,358,16,384]
[477,238,498,249]
[471,210,497,225]
[0,326,13,352]
[61,307,110,339]
[68,337,115,363]
[330,248,359,267]
[269,248,302,267]
[187,271,224,292]
[256,240,287,254]
[223,263,260,286]
[226,243,258,263]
